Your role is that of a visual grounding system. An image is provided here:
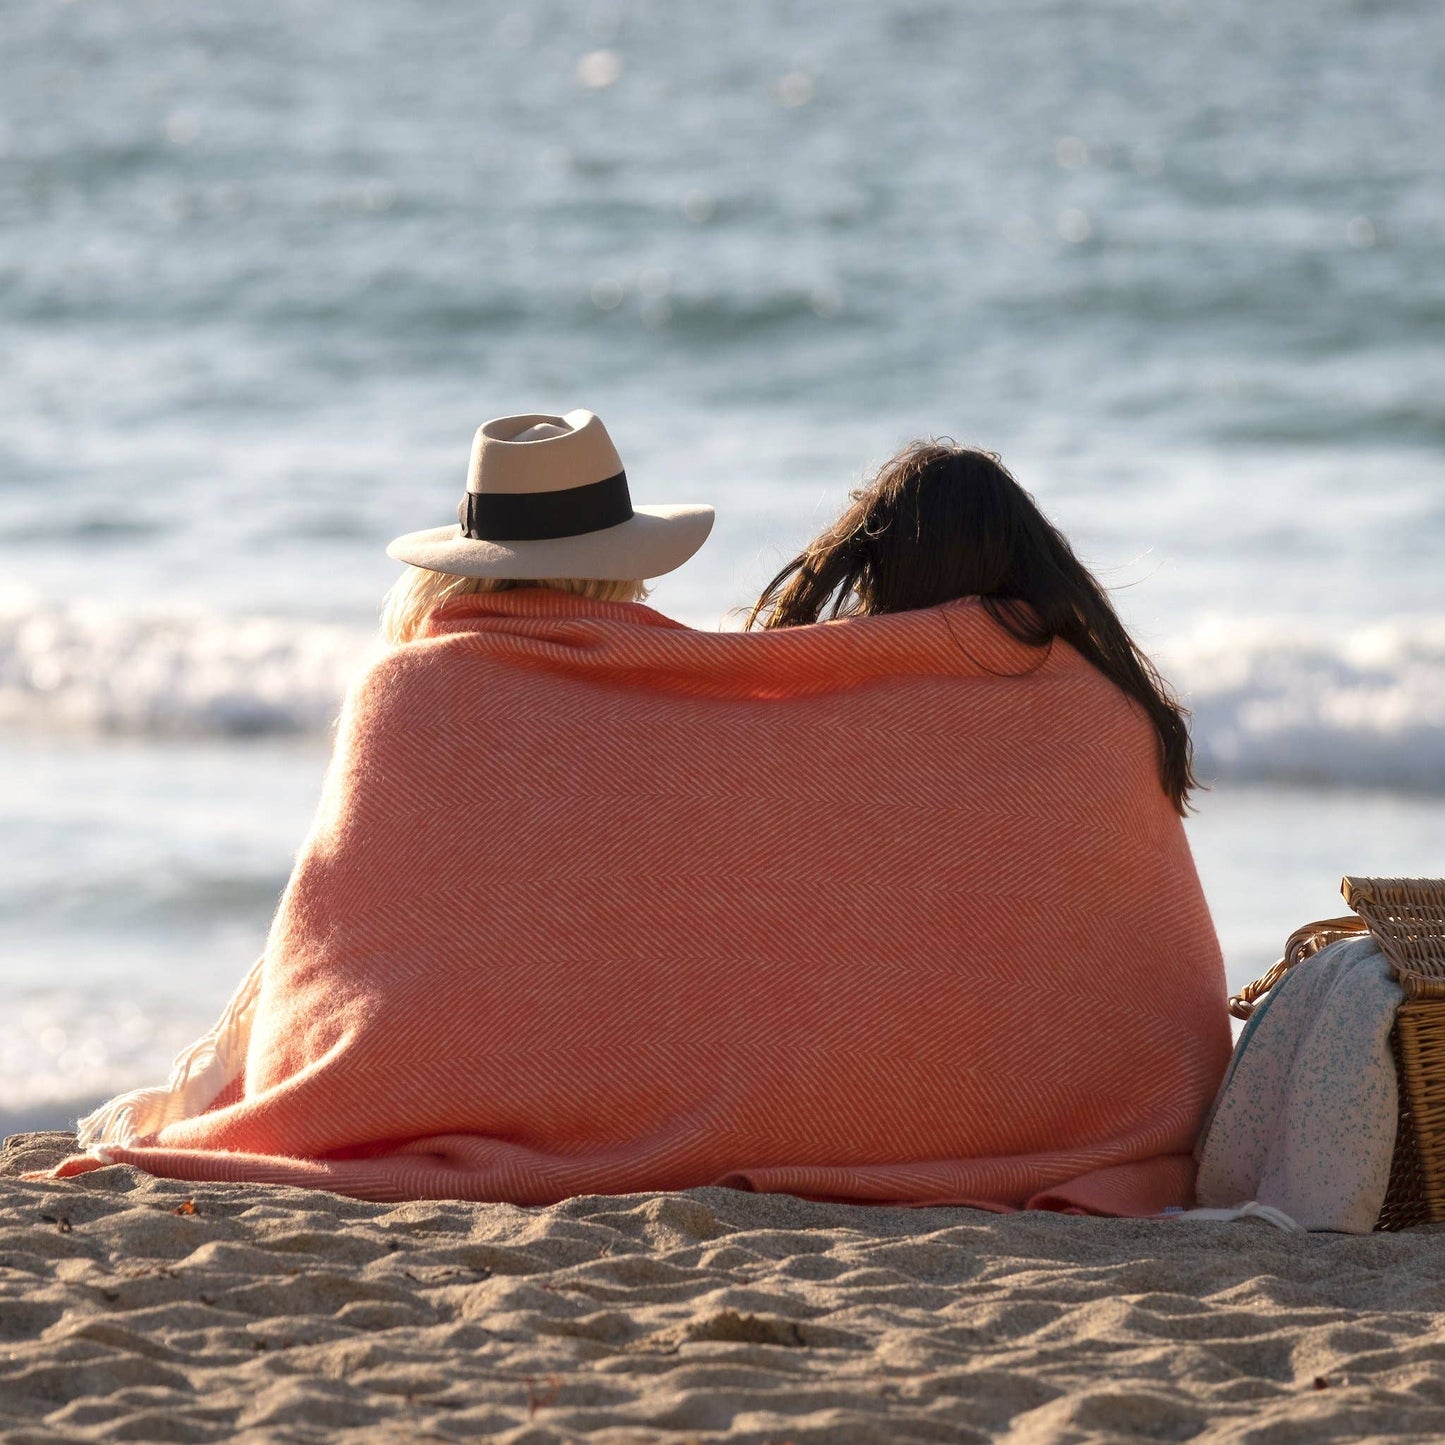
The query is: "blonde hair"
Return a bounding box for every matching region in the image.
[382,567,648,646]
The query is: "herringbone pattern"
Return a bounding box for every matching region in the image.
[52,590,1231,1213]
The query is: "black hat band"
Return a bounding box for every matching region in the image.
[457,470,634,542]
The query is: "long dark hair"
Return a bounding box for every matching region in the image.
[746,441,1198,814]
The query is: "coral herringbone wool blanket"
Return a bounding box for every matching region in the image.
[48,588,1231,1212]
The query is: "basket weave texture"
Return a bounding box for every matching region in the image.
[1229,876,1445,1232]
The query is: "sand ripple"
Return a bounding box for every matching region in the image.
[5,1132,1445,1442]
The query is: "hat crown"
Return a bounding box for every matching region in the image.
[467,409,624,498]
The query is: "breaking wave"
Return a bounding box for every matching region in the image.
[1168,617,1445,792]
[0,589,375,737]
[3,590,1445,791]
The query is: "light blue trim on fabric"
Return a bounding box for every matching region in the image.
[1194,957,1292,1160]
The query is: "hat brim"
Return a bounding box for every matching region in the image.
[386,504,715,582]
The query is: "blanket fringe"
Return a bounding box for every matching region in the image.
[76,956,264,1149]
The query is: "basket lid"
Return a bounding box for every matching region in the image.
[1343,876,1445,999]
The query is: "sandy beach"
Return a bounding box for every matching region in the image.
[4,1133,1444,1442]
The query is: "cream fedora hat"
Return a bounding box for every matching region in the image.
[386,409,714,581]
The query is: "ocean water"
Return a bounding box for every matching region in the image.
[2,0,1443,1125]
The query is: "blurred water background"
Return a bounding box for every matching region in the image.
[2,0,1443,1127]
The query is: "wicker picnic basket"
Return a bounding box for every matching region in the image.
[1228,876,1445,1231]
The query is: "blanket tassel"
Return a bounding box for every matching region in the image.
[76,956,265,1150]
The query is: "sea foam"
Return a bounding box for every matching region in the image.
[1168,617,1445,791]
[0,588,374,738]
[3,590,1444,791]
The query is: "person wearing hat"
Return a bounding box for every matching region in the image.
[381,409,713,642]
